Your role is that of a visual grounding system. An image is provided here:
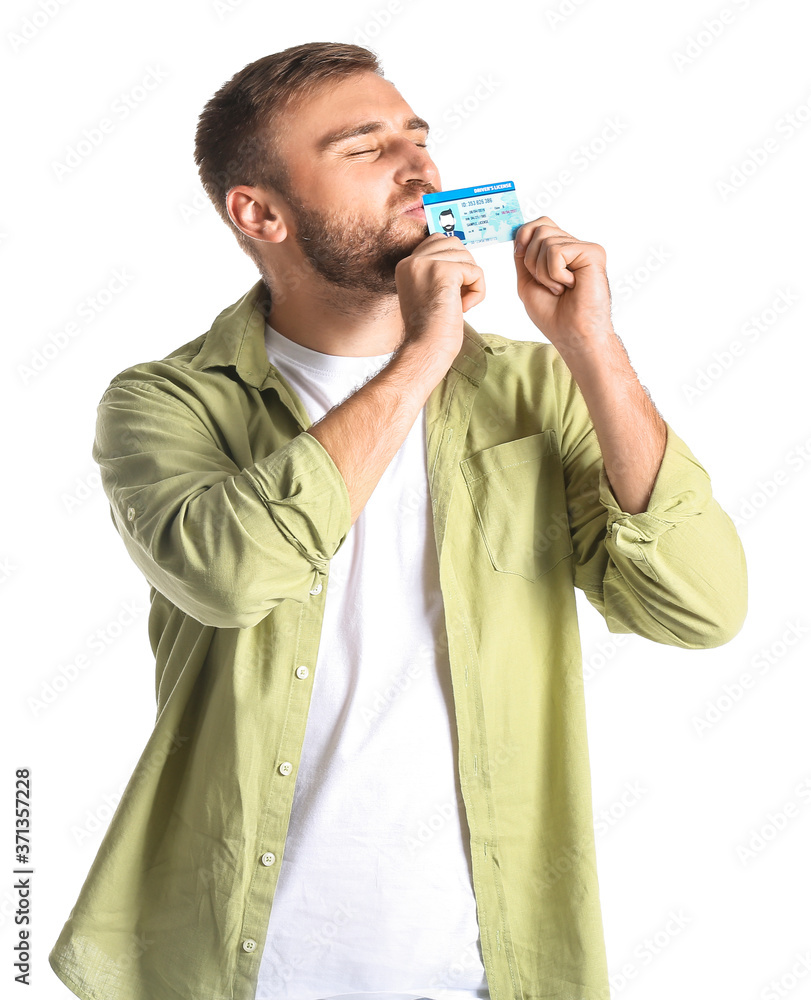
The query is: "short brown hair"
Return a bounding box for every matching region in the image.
[193,42,383,274]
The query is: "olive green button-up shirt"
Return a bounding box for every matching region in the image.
[49,279,747,1000]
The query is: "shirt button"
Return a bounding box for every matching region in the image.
[260,852,276,866]
[242,938,257,953]
[126,507,136,521]
[295,665,309,680]
[309,582,322,595]
[279,761,293,776]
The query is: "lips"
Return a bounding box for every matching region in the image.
[400,201,426,216]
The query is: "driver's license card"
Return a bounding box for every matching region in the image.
[422,180,524,246]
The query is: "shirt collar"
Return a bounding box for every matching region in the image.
[191,279,503,390]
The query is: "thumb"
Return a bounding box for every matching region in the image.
[513,242,529,281]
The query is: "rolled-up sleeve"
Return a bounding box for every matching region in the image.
[92,378,352,629]
[554,354,748,649]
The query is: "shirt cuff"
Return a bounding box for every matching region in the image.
[242,428,353,572]
[598,422,713,543]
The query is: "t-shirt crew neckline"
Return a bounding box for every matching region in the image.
[264,323,396,378]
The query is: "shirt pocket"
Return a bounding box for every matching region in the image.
[460,430,573,582]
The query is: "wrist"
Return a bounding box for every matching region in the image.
[387,338,452,402]
[554,326,623,376]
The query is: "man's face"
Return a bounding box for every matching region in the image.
[272,71,442,295]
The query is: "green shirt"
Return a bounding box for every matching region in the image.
[49,279,747,1000]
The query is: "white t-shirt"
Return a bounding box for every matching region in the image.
[255,323,490,1000]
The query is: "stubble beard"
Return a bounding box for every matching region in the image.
[289,196,430,299]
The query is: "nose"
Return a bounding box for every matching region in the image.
[391,136,439,188]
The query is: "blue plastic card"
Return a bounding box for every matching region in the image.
[422,180,523,246]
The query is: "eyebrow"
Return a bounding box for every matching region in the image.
[317,115,430,151]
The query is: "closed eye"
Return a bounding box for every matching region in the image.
[347,140,428,157]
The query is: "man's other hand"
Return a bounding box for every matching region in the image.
[513,217,614,358]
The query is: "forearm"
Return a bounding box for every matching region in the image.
[558,328,667,514]
[94,381,358,629]
[573,419,748,649]
[306,340,444,526]
[554,346,748,647]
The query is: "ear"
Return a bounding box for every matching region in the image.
[226,185,288,244]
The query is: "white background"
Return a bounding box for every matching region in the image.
[3,0,811,998]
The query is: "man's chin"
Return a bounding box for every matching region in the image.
[391,220,430,256]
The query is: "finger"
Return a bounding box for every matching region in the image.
[460,267,486,312]
[412,235,478,264]
[512,247,558,299]
[428,246,479,265]
[521,231,566,295]
[410,260,485,303]
[456,262,486,304]
[423,259,484,312]
[414,233,466,252]
[513,217,564,256]
[545,243,576,288]
[407,232,458,256]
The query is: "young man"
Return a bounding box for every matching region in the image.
[50,41,747,1000]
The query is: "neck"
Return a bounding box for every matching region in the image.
[265,275,406,357]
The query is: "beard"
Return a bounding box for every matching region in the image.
[288,189,432,296]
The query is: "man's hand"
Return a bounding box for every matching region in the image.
[395,232,486,376]
[513,216,613,356]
